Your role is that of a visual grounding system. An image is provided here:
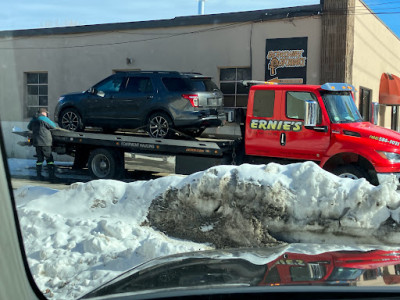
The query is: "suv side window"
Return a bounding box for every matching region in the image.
[286,91,320,123]
[253,90,275,118]
[124,76,154,93]
[162,77,192,92]
[95,76,123,93]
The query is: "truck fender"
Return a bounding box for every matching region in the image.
[320,152,378,185]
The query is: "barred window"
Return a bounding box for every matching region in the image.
[220,67,251,107]
[26,72,48,118]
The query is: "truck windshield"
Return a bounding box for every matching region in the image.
[321,92,363,123]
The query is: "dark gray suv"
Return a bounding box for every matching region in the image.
[54,71,225,138]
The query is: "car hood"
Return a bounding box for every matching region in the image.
[60,90,88,100]
[81,244,400,299]
[335,122,400,149]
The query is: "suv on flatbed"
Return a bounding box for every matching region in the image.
[54,71,225,138]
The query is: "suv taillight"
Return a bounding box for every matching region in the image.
[182,94,199,107]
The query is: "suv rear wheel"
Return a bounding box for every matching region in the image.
[147,112,173,138]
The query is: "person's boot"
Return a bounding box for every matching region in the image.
[48,164,60,183]
[36,164,44,181]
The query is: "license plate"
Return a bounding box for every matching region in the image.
[207,98,218,106]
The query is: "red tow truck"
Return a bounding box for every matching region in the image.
[258,249,400,286]
[18,82,400,186]
[244,82,400,186]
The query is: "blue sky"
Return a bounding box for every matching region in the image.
[0,0,399,38]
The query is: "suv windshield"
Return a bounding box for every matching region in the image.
[322,92,363,123]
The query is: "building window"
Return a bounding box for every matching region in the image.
[391,106,399,131]
[220,67,251,107]
[26,72,48,118]
[359,87,372,122]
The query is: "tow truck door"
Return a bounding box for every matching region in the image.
[278,90,330,161]
[245,88,283,157]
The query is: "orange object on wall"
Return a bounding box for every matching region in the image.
[379,73,400,105]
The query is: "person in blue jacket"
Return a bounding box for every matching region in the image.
[27,108,58,181]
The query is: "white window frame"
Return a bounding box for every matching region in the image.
[25,72,48,118]
[219,67,251,107]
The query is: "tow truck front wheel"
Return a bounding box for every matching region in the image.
[332,165,372,183]
[88,148,123,179]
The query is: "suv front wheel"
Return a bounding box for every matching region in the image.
[59,108,84,131]
[147,112,173,138]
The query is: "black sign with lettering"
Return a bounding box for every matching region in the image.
[265,37,308,83]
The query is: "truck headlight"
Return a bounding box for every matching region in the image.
[58,96,64,101]
[377,151,400,163]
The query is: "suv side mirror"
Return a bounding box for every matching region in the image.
[304,100,318,127]
[88,87,96,94]
[370,102,380,125]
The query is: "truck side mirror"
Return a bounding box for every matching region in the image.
[370,102,380,125]
[304,100,318,127]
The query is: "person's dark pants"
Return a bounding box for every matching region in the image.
[35,146,55,180]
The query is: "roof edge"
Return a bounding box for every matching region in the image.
[0,4,322,38]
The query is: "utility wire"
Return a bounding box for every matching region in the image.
[0,20,257,50]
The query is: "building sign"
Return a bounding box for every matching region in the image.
[265,37,308,83]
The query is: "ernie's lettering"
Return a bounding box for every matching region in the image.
[250,119,303,132]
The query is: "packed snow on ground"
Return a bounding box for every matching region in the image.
[9,159,400,299]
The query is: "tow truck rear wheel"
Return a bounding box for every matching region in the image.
[88,148,123,179]
[332,165,372,183]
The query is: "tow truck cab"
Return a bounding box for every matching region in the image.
[258,250,400,286]
[245,83,400,186]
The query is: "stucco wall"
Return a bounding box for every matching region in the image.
[352,0,400,128]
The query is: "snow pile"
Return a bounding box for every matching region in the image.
[148,162,400,247]
[13,161,400,298]
[15,178,211,298]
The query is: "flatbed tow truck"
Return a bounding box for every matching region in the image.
[15,126,241,179]
[16,82,400,186]
[53,128,240,178]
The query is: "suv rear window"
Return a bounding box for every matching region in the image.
[189,78,219,92]
[162,77,192,92]
[162,77,220,92]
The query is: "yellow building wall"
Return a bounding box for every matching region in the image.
[352,0,400,129]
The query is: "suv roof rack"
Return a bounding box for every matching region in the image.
[115,70,181,75]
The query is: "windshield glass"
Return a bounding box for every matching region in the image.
[2,1,400,299]
[322,92,363,123]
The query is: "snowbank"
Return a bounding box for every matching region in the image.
[15,177,211,298]
[13,161,400,298]
[147,162,400,247]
